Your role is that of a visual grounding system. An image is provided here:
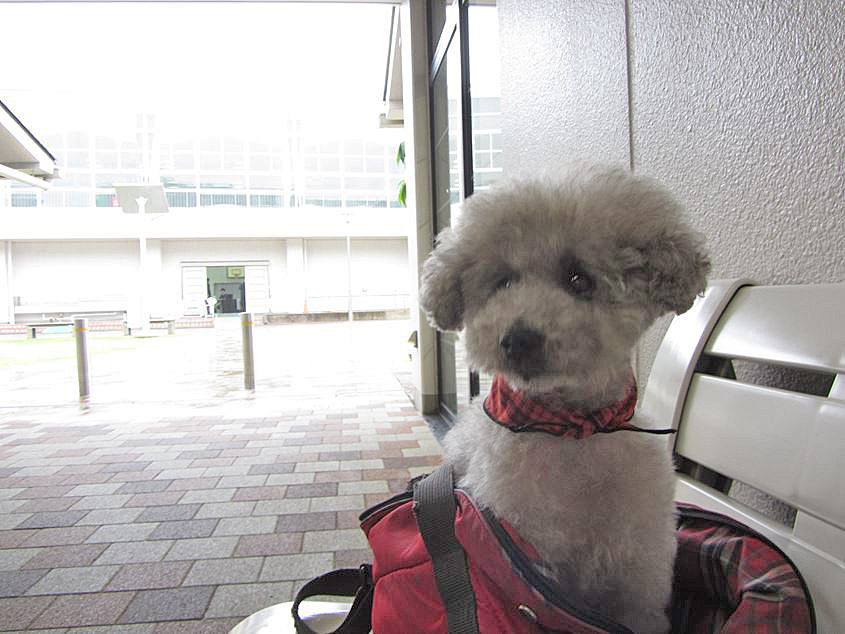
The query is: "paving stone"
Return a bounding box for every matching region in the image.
[230,485,289,503]
[21,543,108,570]
[204,581,294,619]
[76,507,144,525]
[105,561,192,591]
[260,552,334,582]
[119,585,214,624]
[193,501,255,519]
[116,480,174,495]
[233,532,303,557]
[283,482,338,498]
[15,496,81,512]
[21,526,97,547]
[148,519,218,540]
[86,522,158,543]
[152,616,242,633]
[264,473,315,486]
[0,569,47,597]
[26,565,120,595]
[164,537,238,561]
[247,463,295,475]
[0,595,55,630]
[135,504,200,523]
[95,540,173,565]
[165,477,221,491]
[17,510,89,529]
[308,495,365,512]
[0,514,31,530]
[275,512,336,533]
[0,547,41,571]
[177,489,234,504]
[212,516,277,537]
[125,492,186,507]
[182,556,262,586]
[337,480,390,495]
[66,483,123,497]
[69,495,133,510]
[30,591,135,629]
[252,499,310,515]
[303,529,368,553]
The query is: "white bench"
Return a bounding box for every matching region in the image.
[641,279,845,633]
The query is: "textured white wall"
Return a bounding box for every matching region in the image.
[499,0,845,382]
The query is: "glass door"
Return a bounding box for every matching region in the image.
[430,1,501,420]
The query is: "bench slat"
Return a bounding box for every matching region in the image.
[676,476,845,634]
[703,283,845,373]
[676,374,845,528]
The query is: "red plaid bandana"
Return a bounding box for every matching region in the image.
[483,374,675,439]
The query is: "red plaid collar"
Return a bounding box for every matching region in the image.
[483,374,674,439]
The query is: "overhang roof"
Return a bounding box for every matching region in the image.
[0,98,60,189]
[380,7,403,128]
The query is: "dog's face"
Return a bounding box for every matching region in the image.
[420,165,710,396]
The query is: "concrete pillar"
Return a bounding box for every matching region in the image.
[285,238,307,313]
[401,0,439,415]
[0,241,12,324]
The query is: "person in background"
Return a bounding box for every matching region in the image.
[205,294,217,317]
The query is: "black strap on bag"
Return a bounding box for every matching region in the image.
[413,464,480,634]
[291,464,478,634]
[291,564,374,634]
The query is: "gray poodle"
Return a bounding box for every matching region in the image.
[420,163,709,632]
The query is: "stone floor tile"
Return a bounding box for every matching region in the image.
[177,489,234,504]
[94,540,173,565]
[264,473,315,486]
[337,479,390,495]
[334,548,373,569]
[182,556,262,586]
[15,496,81,513]
[259,552,333,582]
[105,561,192,591]
[164,537,238,561]
[29,591,135,629]
[233,532,303,557]
[21,543,108,570]
[283,482,338,498]
[69,494,133,510]
[302,529,368,553]
[0,514,31,530]
[0,547,41,571]
[274,511,336,533]
[17,510,89,529]
[135,504,200,523]
[152,616,242,633]
[116,480,174,495]
[86,522,158,543]
[212,516,277,537]
[292,461,339,473]
[204,581,293,619]
[76,507,144,525]
[26,565,120,595]
[252,498,310,516]
[0,569,47,597]
[66,483,123,497]
[147,519,218,541]
[0,595,55,631]
[118,585,214,624]
[165,477,221,491]
[125,492,186,508]
[193,500,255,519]
[21,526,97,548]
[313,470,363,483]
[66,623,156,633]
[308,495,365,512]
[230,485,287,502]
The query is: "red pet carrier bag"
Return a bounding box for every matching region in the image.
[292,465,815,633]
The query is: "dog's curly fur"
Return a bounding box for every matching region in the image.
[420,164,710,632]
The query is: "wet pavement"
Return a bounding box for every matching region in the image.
[0,318,441,632]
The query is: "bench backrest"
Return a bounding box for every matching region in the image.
[642,279,845,633]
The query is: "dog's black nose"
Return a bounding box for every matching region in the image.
[500,326,544,360]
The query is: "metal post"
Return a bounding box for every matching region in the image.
[241,312,255,391]
[74,317,90,405]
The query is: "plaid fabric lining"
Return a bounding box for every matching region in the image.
[483,374,644,439]
[672,510,814,633]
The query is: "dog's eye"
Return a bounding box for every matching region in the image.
[494,275,515,293]
[567,271,594,295]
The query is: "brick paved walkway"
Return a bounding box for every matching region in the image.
[0,320,442,632]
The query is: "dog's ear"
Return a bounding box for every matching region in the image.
[625,229,711,315]
[419,227,465,331]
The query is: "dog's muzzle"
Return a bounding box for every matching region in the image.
[500,324,545,378]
